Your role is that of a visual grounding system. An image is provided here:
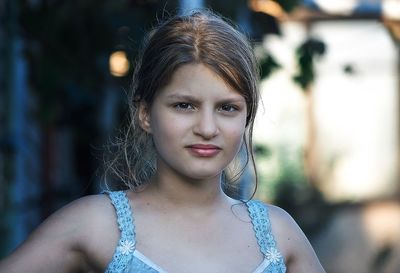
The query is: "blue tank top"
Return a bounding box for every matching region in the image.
[104,191,286,273]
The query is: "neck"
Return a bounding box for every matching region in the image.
[146,170,229,210]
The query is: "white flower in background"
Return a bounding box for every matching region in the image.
[118,240,135,255]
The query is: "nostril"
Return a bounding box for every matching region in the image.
[193,115,219,139]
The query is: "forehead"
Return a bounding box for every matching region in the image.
[157,63,245,101]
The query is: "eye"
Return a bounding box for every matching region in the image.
[219,104,239,112]
[174,102,194,110]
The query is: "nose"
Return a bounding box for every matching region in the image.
[193,108,219,139]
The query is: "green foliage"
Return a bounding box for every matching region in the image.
[274,0,301,12]
[254,143,272,158]
[254,143,306,201]
[259,53,281,79]
[255,143,330,236]
[293,38,326,90]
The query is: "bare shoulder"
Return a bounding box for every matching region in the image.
[36,194,117,246]
[52,193,120,268]
[0,193,119,273]
[263,203,326,273]
[262,204,302,255]
[264,204,295,226]
[264,204,300,240]
[56,193,115,228]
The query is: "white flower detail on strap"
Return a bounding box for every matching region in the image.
[265,248,282,264]
[118,240,135,255]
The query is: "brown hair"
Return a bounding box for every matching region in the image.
[105,10,259,198]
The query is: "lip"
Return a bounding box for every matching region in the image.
[186,144,222,157]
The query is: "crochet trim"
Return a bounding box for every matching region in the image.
[104,191,136,273]
[246,200,286,272]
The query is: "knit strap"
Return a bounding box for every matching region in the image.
[104,191,136,273]
[247,200,284,266]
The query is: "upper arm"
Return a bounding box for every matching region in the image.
[0,194,115,273]
[267,205,326,273]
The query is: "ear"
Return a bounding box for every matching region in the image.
[138,102,152,133]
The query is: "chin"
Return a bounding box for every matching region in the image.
[182,168,223,181]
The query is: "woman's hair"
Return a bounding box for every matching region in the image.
[104,9,260,198]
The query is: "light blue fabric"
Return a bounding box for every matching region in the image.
[246,200,287,273]
[104,191,286,273]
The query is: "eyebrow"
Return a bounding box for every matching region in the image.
[165,94,199,102]
[165,93,246,104]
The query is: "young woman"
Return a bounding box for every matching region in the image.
[0,10,325,273]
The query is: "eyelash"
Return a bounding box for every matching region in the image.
[173,102,195,110]
[172,102,240,113]
[219,104,239,112]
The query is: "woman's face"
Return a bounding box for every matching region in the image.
[140,63,247,181]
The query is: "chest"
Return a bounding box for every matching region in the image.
[99,192,286,273]
[133,213,264,273]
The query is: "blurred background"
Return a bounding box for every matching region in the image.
[1,0,399,272]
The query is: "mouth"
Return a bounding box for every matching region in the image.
[186,144,222,157]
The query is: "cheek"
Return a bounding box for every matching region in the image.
[224,122,246,148]
[150,112,185,149]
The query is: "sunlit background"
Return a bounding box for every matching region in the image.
[1,1,400,272]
